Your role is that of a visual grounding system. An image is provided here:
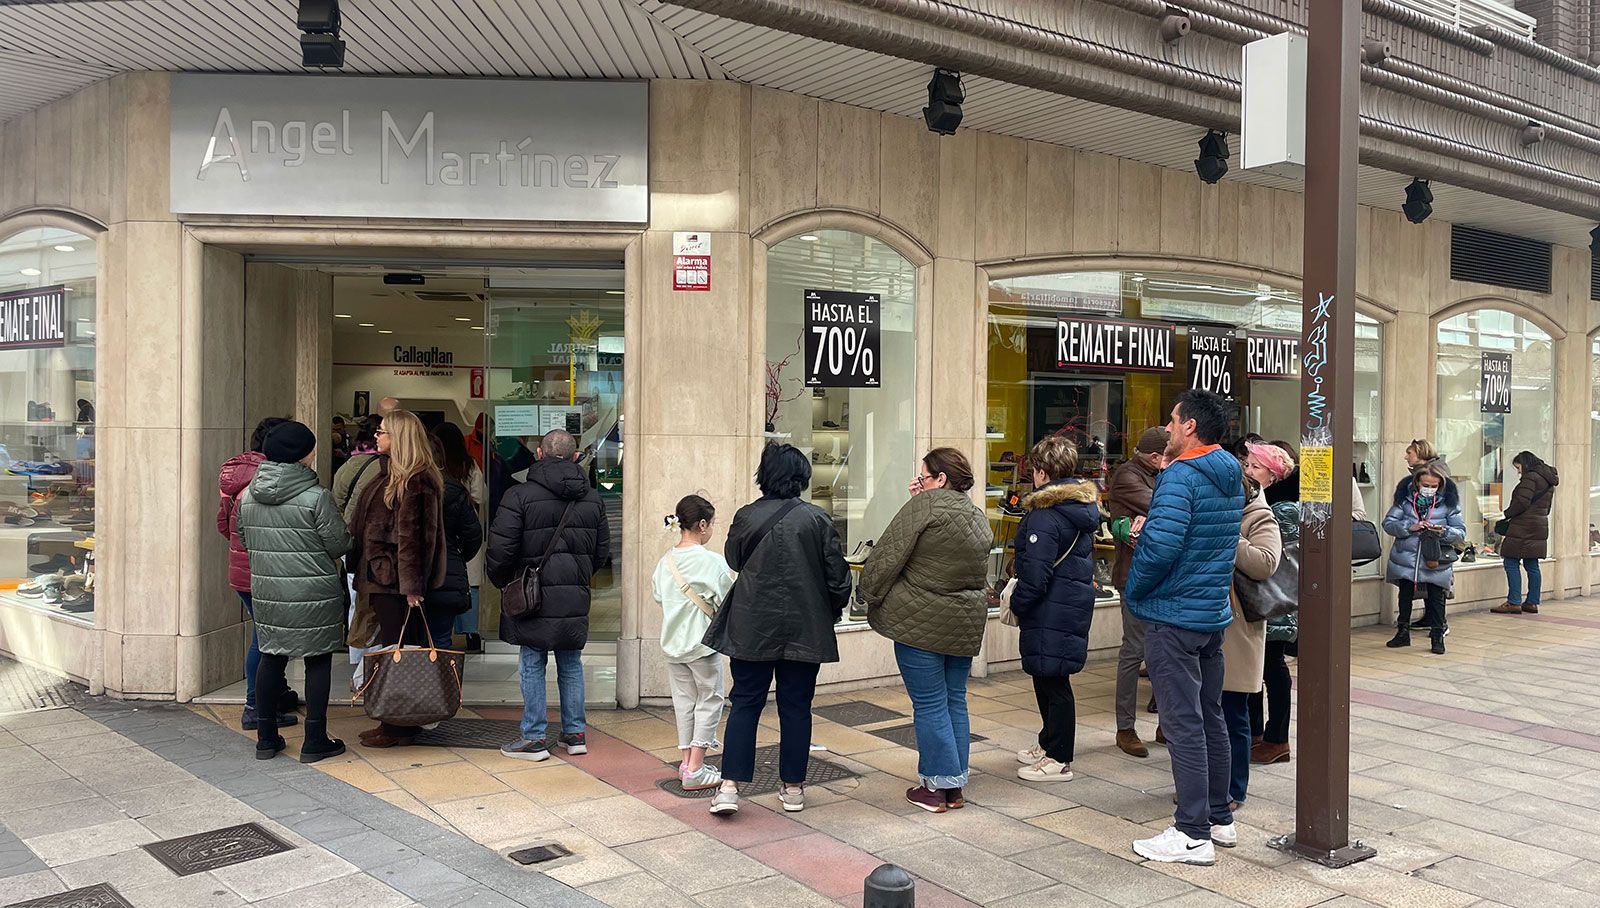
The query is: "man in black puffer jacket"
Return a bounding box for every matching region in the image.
[487,429,610,762]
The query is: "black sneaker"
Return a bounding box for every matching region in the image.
[1430,636,1446,655]
[559,732,588,755]
[464,633,484,654]
[500,738,551,762]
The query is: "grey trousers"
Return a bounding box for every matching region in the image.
[667,654,727,750]
[1145,622,1233,841]
[1115,604,1148,731]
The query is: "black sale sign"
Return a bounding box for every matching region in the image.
[1481,352,1512,413]
[0,285,67,350]
[804,289,880,388]
[1187,327,1238,400]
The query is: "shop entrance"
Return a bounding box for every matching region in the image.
[201,258,626,708]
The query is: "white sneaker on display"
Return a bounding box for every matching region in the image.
[1210,822,1238,848]
[1015,746,1044,765]
[1133,826,1216,865]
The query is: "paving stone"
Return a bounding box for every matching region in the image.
[1397,818,1581,878]
[789,800,941,852]
[367,855,483,904]
[319,830,424,870]
[578,871,700,908]
[1416,856,1594,908]
[1276,853,1479,908]
[907,803,1066,856]
[531,828,642,889]
[878,836,1054,903]
[692,873,841,908]
[276,806,372,843]
[208,846,357,901]
[0,777,99,818]
[105,780,236,820]
[0,869,65,904]
[548,794,689,847]
[54,846,183,892]
[615,831,774,895]
[989,883,1119,908]
[137,799,271,840]
[429,793,567,847]
[1,796,125,841]
[120,871,247,908]
[24,819,159,867]
[249,871,416,908]
[1010,839,1195,907]
[1142,853,1342,908]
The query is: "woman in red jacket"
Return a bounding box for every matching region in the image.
[216,416,295,732]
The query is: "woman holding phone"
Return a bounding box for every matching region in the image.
[1382,461,1465,655]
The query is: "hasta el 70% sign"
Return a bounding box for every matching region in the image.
[804,289,880,388]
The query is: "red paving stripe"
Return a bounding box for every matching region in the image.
[744,832,887,898]
[1348,688,1530,734]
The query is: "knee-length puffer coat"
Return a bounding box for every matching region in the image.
[239,462,352,658]
[1383,473,1466,589]
[1499,458,1559,560]
[1008,480,1102,677]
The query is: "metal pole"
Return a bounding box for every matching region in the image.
[1267,0,1376,869]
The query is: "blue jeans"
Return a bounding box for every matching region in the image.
[1145,622,1233,841]
[240,592,260,711]
[893,642,972,789]
[424,607,455,650]
[1220,691,1252,805]
[454,587,480,634]
[518,648,586,743]
[1504,557,1541,605]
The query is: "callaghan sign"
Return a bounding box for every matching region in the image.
[169,74,648,222]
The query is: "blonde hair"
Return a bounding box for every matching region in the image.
[1407,439,1436,462]
[382,410,442,508]
[1027,435,1079,481]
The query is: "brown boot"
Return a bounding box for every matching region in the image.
[1490,602,1524,614]
[1154,726,1167,746]
[1116,729,1149,758]
[1251,741,1290,764]
[1252,735,1263,747]
[1522,603,1540,614]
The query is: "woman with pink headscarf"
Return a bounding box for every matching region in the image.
[1243,442,1299,767]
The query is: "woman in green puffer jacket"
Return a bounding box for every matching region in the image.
[859,447,992,814]
[238,421,352,764]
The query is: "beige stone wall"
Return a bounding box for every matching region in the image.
[3,74,1596,700]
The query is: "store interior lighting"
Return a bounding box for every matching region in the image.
[297,0,346,68]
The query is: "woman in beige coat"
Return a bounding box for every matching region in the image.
[1221,476,1282,808]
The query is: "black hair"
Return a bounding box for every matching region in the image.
[431,422,475,484]
[1512,450,1542,471]
[250,416,290,453]
[1174,390,1231,445]
[354,415,381,447]
[675,494,716,532]
[756,443,812,499]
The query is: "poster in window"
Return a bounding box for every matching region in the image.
[0,285,67,350]
[1186,327,1239,400]
[1054,316,1175,373]
[1246,333,1300,380]
[804,289,881,388]
[1480,352,1512,413]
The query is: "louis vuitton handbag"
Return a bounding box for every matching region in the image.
[356,603,465,727]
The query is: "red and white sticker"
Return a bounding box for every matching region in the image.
[672,232,711,292]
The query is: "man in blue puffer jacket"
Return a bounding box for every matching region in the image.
[1125,390,1245,866]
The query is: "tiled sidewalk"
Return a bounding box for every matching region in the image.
[17,597,1600,907]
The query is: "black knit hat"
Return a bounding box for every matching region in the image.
[263,420,317,464]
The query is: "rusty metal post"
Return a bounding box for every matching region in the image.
[1267,0,1377,869]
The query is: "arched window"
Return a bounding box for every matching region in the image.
[0,226,97,621]
[1435,309,1554,550]
[765,229,918,598]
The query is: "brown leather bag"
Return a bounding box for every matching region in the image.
[356,603,464,727]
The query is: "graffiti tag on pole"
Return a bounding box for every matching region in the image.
[1300,291,1334,536]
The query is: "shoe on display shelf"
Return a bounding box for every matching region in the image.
[844,540,875,565]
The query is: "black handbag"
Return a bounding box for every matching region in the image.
[1351,520,1382,566]
[1493,518,1511,537]
[1235,540,1300,622]
[502,503,576,620]
[1419,531,1458,569]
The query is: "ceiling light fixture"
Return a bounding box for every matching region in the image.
[799,235,819,242]
[922,68,965,136]
[53,245,75,253]
[358,322,374,327]
[1194,130,1230,184]
[605,290,624,295]
[335,313,352,318]
[1402,178,1433,224]
[1255,293,1272,301]
[1130,275,1147,283]
[378,329,393,334]
[19,268,41,277]
[297,0,346,68]
[471,325,485,331]
[455,317,471,321]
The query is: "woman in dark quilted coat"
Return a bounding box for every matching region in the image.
[1008,435,1100,785]
[859,447,991,814]
[1493,451,1559,615]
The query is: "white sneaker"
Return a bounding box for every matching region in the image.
[1133,826,1216,865]
[1016,757,1074,783]
[1211,822,1238,848]
[779,784,805,812]
[709,786,739,815]
[1016,745,1045,765]
[680,764,722,791]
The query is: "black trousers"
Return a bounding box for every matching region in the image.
[721,658,820,785]
[1032,674,1077,763]
[256,652,331,746]
[370,593,455,737]
[1396,580,1447,633]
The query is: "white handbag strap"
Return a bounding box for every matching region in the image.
[666,549,717,619]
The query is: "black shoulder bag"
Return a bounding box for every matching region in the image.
[502,503,576,620]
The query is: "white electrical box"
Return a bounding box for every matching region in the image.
[1240,33,1307,176]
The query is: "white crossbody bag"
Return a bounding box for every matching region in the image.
[665,550,718,619]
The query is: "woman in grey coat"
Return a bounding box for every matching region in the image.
[1382,462,1465,654]
[239,421,352,762]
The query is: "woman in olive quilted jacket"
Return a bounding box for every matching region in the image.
[859,447,991,814]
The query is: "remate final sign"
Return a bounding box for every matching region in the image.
[0,285,67,350]
[1054,317,1175,373]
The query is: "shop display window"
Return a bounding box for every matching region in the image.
[765,230,917,622]
[1435,309,1554,551]
[1591,336,1600,554]
[985,270,1385,599]
[0,228,97,621]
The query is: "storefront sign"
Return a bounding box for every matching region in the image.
[1054,317,1175,373]
[1301,445,1334,503]
[804,289,881,388]
[1481,352,1512,413]
[1186,327,1238,400]
[169,75,648,221]
[1008,272,1123,316]
[469,367,485,400]
[495,405,540,438]
[672,232,711,292]
[1247,333,1300,380]
[0,285,66,350]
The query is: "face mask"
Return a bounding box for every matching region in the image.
[1417,487,1437,500]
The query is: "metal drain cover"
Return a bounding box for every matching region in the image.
[410,718,524,749]
[508,843,574,865]
[8,883,134,908]
[143,822,294,876]
[868,723,986,749]
[657,744,858,799]
[813,700,905,727]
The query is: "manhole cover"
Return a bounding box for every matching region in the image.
[409,718,522,749]
[8,883,133,908]
[0,655,85,715]
[143,823,294,876]
[507,843,573,865]
[656,744,859,799]
[813,700,904,727]
[868,723,986,749]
